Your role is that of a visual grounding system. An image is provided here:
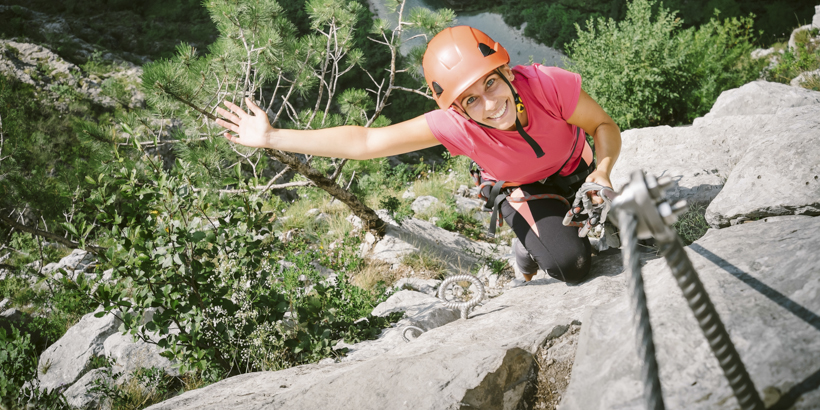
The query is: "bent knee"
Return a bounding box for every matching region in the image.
[546,252,591,284]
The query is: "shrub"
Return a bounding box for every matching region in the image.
[565,0,760,129]
[765,32,820,90]
[80,162,400,376]
[0,326,70,410]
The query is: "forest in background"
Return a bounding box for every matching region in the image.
[0,0,818,408]
[464,0,820,51]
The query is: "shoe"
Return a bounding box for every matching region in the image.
[509,278,529,288]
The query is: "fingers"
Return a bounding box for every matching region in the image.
[222,100,247,115]
[223,132,238,143]
[215,118,239,133]
[245,97,266,117]
[215,107,241,125]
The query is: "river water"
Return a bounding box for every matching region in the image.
[366,0,566,68]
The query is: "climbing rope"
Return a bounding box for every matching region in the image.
[612,170,765,410]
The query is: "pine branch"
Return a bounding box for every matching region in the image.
[0,212,106,255]
[264,149,385,233]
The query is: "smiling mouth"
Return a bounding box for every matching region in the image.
[487,100,508,120]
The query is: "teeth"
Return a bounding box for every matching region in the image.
[488,102,506,120]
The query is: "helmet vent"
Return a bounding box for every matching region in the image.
[432,81,444,98]
[478,43,496,57]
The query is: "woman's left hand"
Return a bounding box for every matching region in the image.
[585,169,613,205]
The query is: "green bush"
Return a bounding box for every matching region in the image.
[79,161,399,376]
[672,202,710,245]
[565,0,760,129]
[0,326,70,410]
[766,33,820,90]
[379,195,414,224]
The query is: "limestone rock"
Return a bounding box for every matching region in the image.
[814,5,820,28]
[610,81,820,226]
[455,195,483,213]
[705,123,820,226]
[791,69,820,87]
[371,290,447,317]
[340,291,461,362]
[103,332,178,379]
[411,195,439,214]
[42,249,95,280]
[62,368,111,410]
[368,216,508,272]
[392,277,442,296]
[0,39,142,110]
[702,81,820,118]
[563,217,820,410]
[143,249,634,410]
[37,309,120,391]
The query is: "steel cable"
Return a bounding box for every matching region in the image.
[657,240,764,410]
[620,210,665,410]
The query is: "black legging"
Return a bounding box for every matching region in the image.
[502,193,592,283]
[483,164,593,284]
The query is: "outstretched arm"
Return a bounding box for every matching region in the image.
[566,89,622,190]
[215,98,441,160]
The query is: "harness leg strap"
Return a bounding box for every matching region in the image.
[487,192,509,238]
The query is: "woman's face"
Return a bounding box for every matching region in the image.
[455,66,517,131]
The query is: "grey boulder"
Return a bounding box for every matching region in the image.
[62,368,111,410]
[610,81,820,226]
[37,309,120,391]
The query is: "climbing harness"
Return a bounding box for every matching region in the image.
[401,274,485,343]
[472,125,590,238]
[612,170,764,410]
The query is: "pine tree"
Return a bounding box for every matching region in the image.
[135,0,453,233]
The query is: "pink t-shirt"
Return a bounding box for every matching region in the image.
[425,64,588,185]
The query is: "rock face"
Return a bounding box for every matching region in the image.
[143,249,650,410]
[563,217,820,410]
[610,81,820,227]
[62,369,111,410]
[366,214,510,270]
[37,309,120,391]
[103,332,178,378]
[0,38,144,110]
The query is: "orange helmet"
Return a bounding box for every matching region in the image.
[422,26,510,110]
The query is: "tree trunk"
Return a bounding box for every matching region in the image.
[265,149,385,235]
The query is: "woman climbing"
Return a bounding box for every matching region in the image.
[215,26,622,284]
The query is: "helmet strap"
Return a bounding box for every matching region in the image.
[496,68,546,158]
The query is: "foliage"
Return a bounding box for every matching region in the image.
[672,202,710,245]
[433,208,486,241]
[0,326,70,410]
[765,30,820,91]
[495,0,817,52]
[401,252,447,280]
[90,366,183,410]
[565,0,760,129]
[379,195,414,224]
[74,158,400,375]
[0,74,113,225]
